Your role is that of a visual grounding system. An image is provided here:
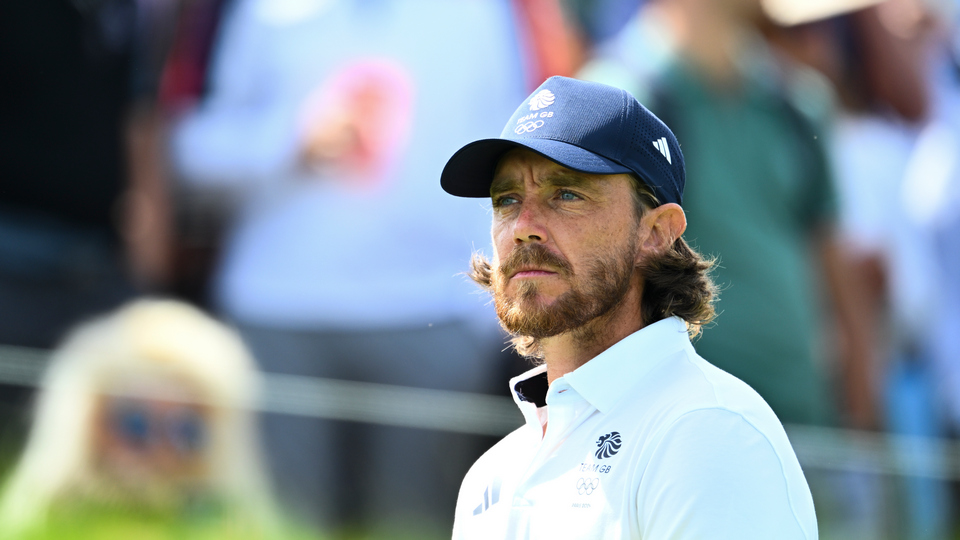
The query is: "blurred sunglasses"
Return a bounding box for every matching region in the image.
[107,401,208,455]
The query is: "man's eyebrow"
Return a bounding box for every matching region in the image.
[491,169,597,195]
[542,170,593,189]
[490,175,519,195]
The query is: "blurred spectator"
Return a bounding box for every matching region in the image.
[0,0,179,462]
[0,0,181,346]
[582,0,878,429]
[0,299,298,539]
[766,2,960,537]
[562,0,645,49]
[170,0,576,535]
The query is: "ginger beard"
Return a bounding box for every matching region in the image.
[491,237,639,340]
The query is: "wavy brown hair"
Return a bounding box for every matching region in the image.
[470,175,718,359]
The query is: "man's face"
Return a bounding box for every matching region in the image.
[489,148,643,338]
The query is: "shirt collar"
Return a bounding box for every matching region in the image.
[565,316,692,413]
[509,364,548,431]
[509,316,694,416]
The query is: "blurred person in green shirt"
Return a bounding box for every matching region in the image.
[582,0,877,429]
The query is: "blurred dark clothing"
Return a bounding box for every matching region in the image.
[0,206,134,349]
[0,0,139,348]
[0,0,136,233]
[157,0,232,108]
[0,0,141,461]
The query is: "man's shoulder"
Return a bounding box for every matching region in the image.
[624,350,816,538]
[464,425,533,477]
[636,404,817,539]
[627,345,781,426]
[604,344,801,466]
[685,349,779,413]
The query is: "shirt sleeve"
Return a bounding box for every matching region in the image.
[798,113,838,230]
[170,0,302,192]
[784,64,839,229]
[637,408,817,540]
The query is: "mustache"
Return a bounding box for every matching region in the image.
[498,244,573,279]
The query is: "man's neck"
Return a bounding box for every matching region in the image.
[540,289,645,385]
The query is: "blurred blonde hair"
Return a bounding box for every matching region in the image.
[0,298,278,536]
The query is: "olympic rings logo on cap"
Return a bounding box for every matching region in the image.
[514,120,544,135]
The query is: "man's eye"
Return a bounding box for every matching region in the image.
[494,195,519,207]
[558,191,581,201]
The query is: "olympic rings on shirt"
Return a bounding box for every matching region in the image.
[577,477,600,495]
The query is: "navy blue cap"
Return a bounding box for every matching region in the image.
[441,76,685,206]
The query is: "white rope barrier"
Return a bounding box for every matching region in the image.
[0,345,957,478]
[259,373,522,436]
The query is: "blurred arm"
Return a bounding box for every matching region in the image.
[119,0,185,289]
[124,103,174,288]
[818,225,881,430]
[852,0,930,121]
[170,0,301,191]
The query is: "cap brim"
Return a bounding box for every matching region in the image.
[441,138,633,197]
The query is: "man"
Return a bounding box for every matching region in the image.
[440,76,817,539]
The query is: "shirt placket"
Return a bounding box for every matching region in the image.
[507,379,596,536]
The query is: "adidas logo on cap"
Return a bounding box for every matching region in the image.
[652,137,672,164]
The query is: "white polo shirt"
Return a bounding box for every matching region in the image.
[453,316,817,539]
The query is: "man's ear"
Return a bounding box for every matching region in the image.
[637,203,687,257]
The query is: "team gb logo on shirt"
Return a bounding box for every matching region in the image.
[595,431,622,459]
[528,89,555,111]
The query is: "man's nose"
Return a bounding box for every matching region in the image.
[513,201,548,244]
